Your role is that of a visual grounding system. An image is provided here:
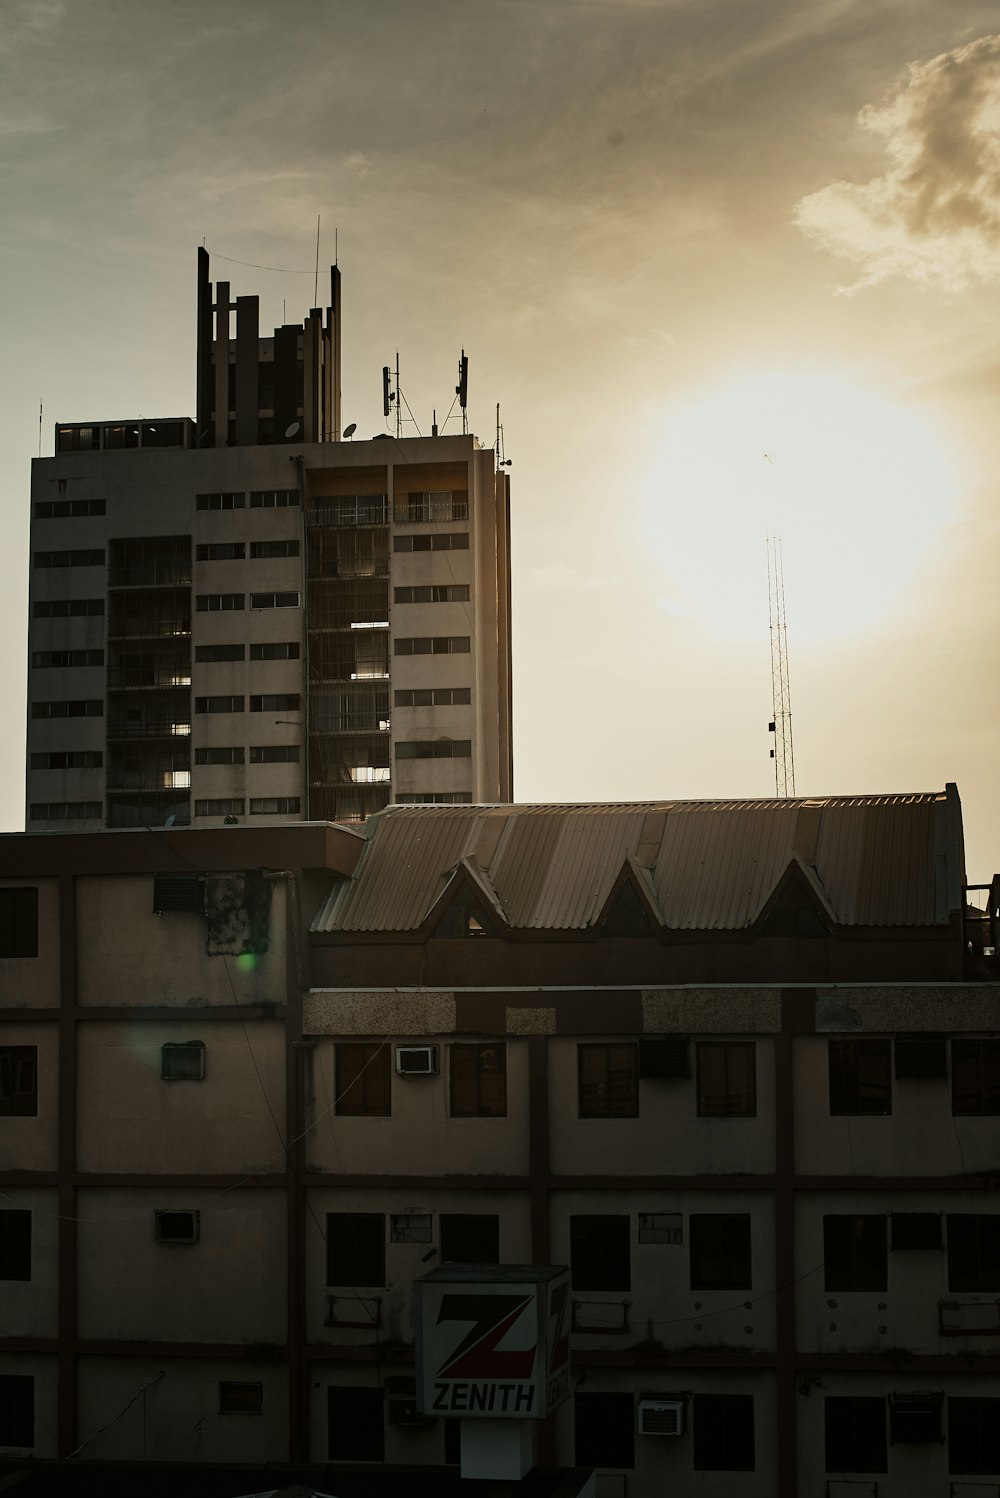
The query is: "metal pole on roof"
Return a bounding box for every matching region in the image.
[767,534,796,798]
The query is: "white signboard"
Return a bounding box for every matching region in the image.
[415,1264,571,1421]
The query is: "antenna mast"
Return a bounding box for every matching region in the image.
[767,534,796,798]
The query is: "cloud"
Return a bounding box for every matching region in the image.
[794,33,1000,292]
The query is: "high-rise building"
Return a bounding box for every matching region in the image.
[25,251,512,830]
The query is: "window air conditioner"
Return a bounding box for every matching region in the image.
[396,1044,439,1076]
[637,1399,686,1436]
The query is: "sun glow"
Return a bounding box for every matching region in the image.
[646,371,961,644]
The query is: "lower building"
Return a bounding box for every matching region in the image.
[2,788,999,1496]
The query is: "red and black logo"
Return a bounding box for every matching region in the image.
[435,1294,537,1380]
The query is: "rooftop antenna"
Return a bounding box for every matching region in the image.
[766,532,796,798]
[38,399,43,458]
[456,349,469,435]
[495,402,511,470]
[313,215,321,308]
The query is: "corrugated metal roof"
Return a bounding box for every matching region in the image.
[310,791,957,934]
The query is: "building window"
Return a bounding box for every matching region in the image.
[249,797,301,814]
[31,699,103,718]
[334,1043,391,1117]
[250,694,300,712]
[30,751,103,770]
[196,542,245,561]
[31,649,104,668]
[828,1038,892,1115]
[196,492,245,510]
[693,1394,755,1471]
[29,802,102,821]
[249,745,300,763]
[153,1209,199,1244]
[327,1385,385,1462]
[33,548,104,568]
[219,1381,262,1415]
[578,1043,639,1118]
[394,687,471,707]
[250,591,300,609]
[574,1392,635,1469]
[397,490,470,523]
[195,644,246,662]
[952,1039,1000,1115]
[696,1041,757,1117]
[689,1214,752,1290]
[0,889,38,959]
[824,1396,887,1473]
[570,1215,631,1291]
[160,1041,205,1081]
[326,1213,385,1287]
[194,747,245,766]
[250,489,299,508]
[948,1397,1000,1474]
[449,1043,506,1117]
[393,584,471,603]
[196,593,245,612]
[393,532,469,553]
[0,1211,31,1280]
[823,1215,887,1291]
[195,798,244,817]
[33,598,103,617]
[0,1375,34,1447]
[395,739,471,759]
[35,498,105,518]
[249,641,300,660]
[195,696,244,714]
[947,1215,1000,1291]
[396,792,473,804]
[394,636,470,655]
[0,1048,38,1116]
[250,539,300,558]
[439,1214,500,1264]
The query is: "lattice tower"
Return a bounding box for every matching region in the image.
[767,534,796,798]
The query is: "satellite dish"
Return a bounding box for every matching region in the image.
[343,423,357,439]
[284,421,301,439]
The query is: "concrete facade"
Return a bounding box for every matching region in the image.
[1,815,999,1495]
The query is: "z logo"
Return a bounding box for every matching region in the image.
[435,1294,537,1380]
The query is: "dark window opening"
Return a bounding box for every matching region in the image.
[697,1041,757,1117]
[0,1048,38,1116]
[578,1043,639,1118]
[327,1385,385,1462]
[0,1374,34,1447]
[829,1038,892,1115]
[823,1215,887,1292]
[450,1043,506,1118]
[160,1041,205,1081]
[0,889,38,959]
[603,880,654,937]
[895,1036,947,1079]
[0,1211,31,1280]
[574,1392,635,1469]
[689,1214,752,1291]
[824,1396,887,1472]
[439,1213,500,1264]
[948,1396,1000,1474]
[335,1043,391,1117]
[570,1215,631,1292]
[693,1394,755,1471]
[952,1039,1000,1115]
[219,1381,263,1415]
[326,1213,385,1287]
[154,1209,199,1244]
[947,1215,1000,1292]
[891,1213,942,1251]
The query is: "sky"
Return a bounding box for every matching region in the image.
[1,0,999,879]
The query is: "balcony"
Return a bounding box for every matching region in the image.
[107,719,192,741]
[307,495,388,528]
[107,668,192,691]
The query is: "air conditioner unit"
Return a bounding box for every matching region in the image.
[396,1044,439,1076]
[638,1399,685,1436]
